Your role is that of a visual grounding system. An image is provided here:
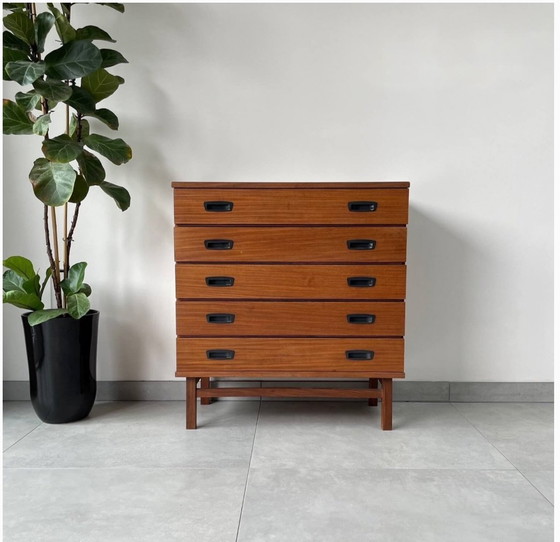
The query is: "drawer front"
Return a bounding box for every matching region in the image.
[177,301,405,337]
[176,264,406,299]
[175,226,407,263]
[174,188,408,225]
[177,338,404,375]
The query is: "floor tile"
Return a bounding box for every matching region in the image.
[2,402,42,451]
[3,467,246,542]
[251,402,514,469]
[3,401,258,469]
[521,470,554,504]
[238,468,553,542]
[452,403,554,471]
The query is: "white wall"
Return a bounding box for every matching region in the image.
[3,3,553,382]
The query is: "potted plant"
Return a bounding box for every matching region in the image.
[3,2,132,423]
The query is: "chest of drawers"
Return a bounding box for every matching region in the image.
[173,181,409,430]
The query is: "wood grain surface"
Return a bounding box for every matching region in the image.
[172,181,410,189]
[196,387,384,399]
[176,337,404,375]
[174,188,409,225]
[176,300,405,336]
[174,226,407,262]
[176,264,406,299]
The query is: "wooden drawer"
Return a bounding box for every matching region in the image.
[174,226,407,263]
[176,264,406,300]
[176,337,404,376]
[174,188,408,225]
[176,301,405,337]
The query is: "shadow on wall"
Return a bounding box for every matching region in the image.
[96,148,176,380]
[94,84,179,381]
[406,205,474,381]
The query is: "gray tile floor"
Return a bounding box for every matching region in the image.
[3,400,554,542]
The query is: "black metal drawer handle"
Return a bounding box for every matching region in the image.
[346,350,374,361]
[204,201,234,212]
[206,313,236,324]
[206,349,235,360]
[347,239,376,250]
[204,239,234,250]
[347,314,376,324]
[347,277,376,288]
[205,276,234,287]
[348,201,377,212]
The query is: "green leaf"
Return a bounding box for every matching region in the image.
[5,60,46,85]
[69,174,89,203]
[45,40,102,79]
[3,30,30,53]
[42,134,82,163]
[98,181,130,211]
[34,98,58,111]
[69,113,78,136]
[84,134,131,165]
[79,283,92,297]
[15,90,40,111]
[39,267,52,298]
[60,261,87,295]
[65,262,87,293]
[3,4,27,13]
[3,46,27,80]
[71,117,90,141]
[82,68,120,102]
[77,149,105,184]
[29,158,77,206]
[87,108,118,130]
[3,269,25,292]
[28,308,67,326]
[75,25,115,42]
[99,48,128,68]
[64,85,96,114]
[33,112,51,136]
[60,3,72,18]
[98,3,125,13]
[47,4,76,43]
[33,78,72,101]
[66,292,90,319]
[3,99,33,134]
[3,255,36,281]
[3,11,34,45]
[3,289,44,310]
[34,11,55,54]
[22,274,40,296]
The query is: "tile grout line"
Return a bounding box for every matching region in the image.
[449,402,554,507]
[2,422,43,453]
[235,397,262,542]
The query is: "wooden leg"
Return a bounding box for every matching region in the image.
[186,378,197,430]
[200,377,213,405]
[381,378,393,430]
[368,378,378,406]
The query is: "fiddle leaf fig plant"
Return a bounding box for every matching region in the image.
[3,2,131,325]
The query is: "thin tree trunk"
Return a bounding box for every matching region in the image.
[44,205,62,308]
[65,203,81,277]
[50,206,62,306]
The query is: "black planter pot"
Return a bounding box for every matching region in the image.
[21,310,99,424]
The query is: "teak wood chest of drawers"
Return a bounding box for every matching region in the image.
[173,181,409,430]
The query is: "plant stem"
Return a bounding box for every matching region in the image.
[63,85,71,280]
[44,205,62,308]
[50,206,62,306]
[63,203,69,278]
[31,2,59,309]
[65,203,81,272]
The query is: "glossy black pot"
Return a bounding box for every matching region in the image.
[21,310,99,423]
